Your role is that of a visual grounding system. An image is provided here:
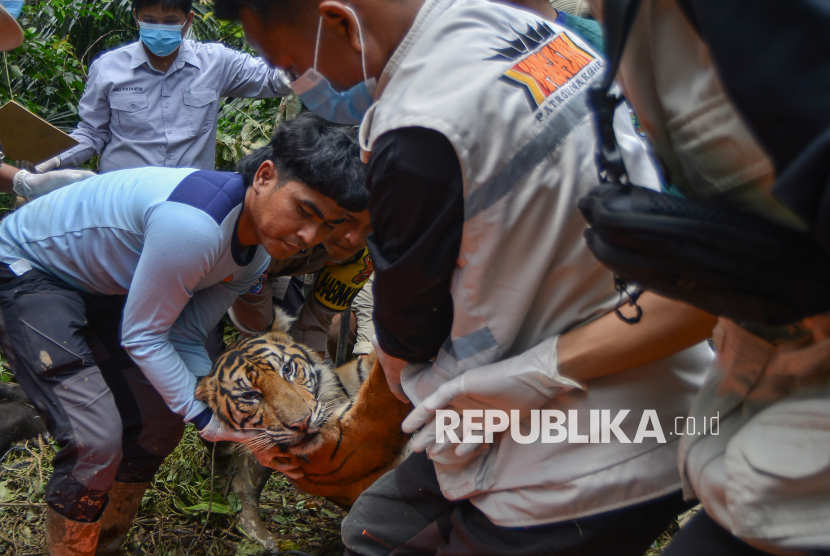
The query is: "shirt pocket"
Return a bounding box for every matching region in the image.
[110,93,151,140]
[182,89,217,137]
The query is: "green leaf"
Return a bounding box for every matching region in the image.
[184,501,233,515]
[226,492,241,513]
[0,481,12,502]
[278,540,301,551]
[234,540,266,556]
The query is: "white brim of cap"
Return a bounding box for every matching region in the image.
[0,4,24,52]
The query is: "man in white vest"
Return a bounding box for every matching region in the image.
[214,0,716,554]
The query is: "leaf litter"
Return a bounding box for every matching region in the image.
[0,428,347,556]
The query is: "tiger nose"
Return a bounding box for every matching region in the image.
[288,413,311,432]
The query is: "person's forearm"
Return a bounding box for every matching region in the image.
[507,0,558,19]
[0,163,19,194]
[557,292,718,383]
[58,143,99,169]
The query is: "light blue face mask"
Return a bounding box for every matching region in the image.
[0,0,25,19]
[290,12,377,125]
[138,21,184,57]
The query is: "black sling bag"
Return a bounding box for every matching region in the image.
[577,0,830,326]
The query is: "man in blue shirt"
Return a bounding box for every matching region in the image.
[0,113,366,554]
[33,0,292,175]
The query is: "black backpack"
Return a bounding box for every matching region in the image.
[578,0,830,326]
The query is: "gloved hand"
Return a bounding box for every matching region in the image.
[372,335,410,403]
[34,156,61,173]
[12,168,96,200]
[402,336,585,461]
[197,412,260,443]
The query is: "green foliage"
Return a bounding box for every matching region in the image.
[1,0,136,130]
[215,95,302,170]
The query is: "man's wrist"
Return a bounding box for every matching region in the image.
[190,408,213,430]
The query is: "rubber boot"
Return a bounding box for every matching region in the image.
[94,481,149,556]
[45,505,103,556]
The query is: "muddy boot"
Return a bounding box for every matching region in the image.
[231,450,277,550]
[45,505,103,556]
[95,481,149,556]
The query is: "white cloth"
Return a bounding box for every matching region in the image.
[680,319,830,554]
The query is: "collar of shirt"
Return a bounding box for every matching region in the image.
[129,39,202,72]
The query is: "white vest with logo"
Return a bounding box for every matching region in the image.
[360,0,712,526]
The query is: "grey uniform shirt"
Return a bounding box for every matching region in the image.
[59,40,292,173]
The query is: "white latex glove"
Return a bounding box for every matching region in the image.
[12,168,96,200]
[372,335,410,403]
[197,412,260,443]
[402,336,585,460]
[34,156,61,173]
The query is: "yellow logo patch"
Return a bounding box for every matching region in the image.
[314,248,373,311]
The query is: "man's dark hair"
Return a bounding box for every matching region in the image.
[133,0,193,14]
[213,0,284,22]
[235,113,368,213]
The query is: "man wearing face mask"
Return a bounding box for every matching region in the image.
[25,0,293,181]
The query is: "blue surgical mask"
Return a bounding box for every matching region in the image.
[138,21,184,57]
[290,11,377,125]
[0,0,24,19]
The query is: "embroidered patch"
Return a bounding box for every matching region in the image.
[247,272,268,294]
[489,23,604,118]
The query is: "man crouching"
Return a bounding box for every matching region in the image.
[0,113,365,555]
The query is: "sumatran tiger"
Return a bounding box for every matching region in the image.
[194,310,412,549]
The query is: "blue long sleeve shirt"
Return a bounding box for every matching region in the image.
[0,168,270,421]
[59,40,293,173]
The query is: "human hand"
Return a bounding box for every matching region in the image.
[12,168,96,199]
[372,335,410,403]
[197,412,259,443]
[402,336,582,459]
[34,156,61,173]
[252,451,304,480]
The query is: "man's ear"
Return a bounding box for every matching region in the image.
[319,1,363,53]
[253,160,279,194]
[184,10,195,33]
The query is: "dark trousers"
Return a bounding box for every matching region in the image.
[661,510,793,556]
[342,451,693,556]
[0,264,184,522]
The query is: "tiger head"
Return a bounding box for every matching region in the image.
[195,309,348,456]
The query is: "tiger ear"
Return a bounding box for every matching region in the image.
[194,374,217,407]
[269,306,296,336]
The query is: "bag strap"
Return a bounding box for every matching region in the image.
[589,0,645,185]
[589,0,647,323]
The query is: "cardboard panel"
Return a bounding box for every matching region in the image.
[0,101,78,164]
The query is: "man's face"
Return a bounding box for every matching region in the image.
[322,209,371,260]
[248,161,348,259]
[240,3,366,91]
[134,4,193,36]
